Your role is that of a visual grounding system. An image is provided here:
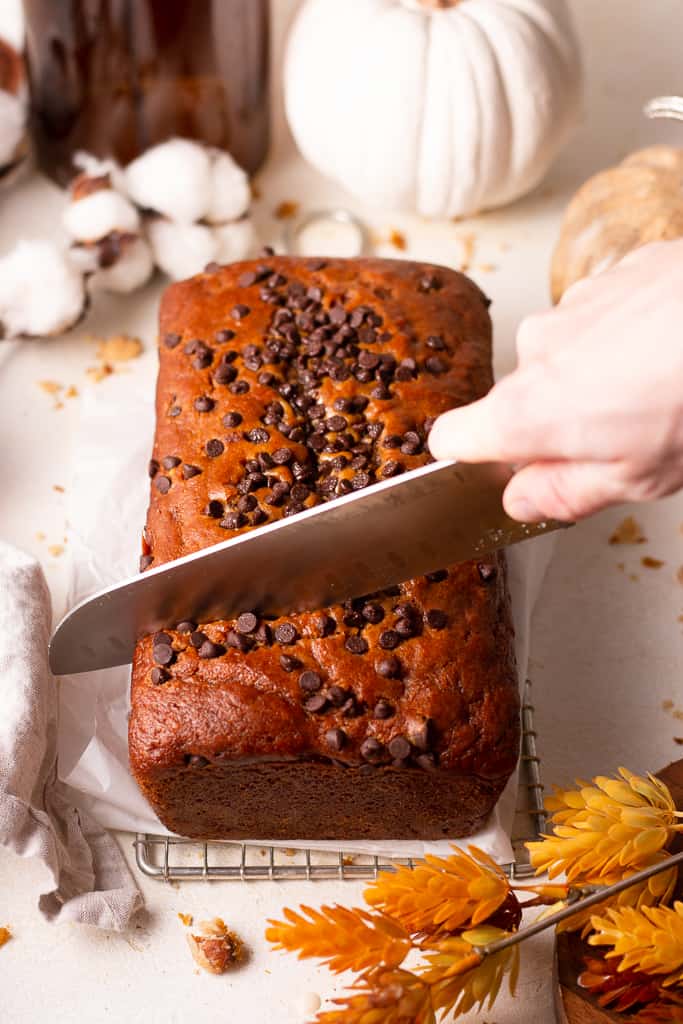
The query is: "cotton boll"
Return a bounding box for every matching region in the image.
[213,218,255,263]
[63,187,140,241]
[73,151,127,194]
[124,139,212,224]
[0,240,86,337]
[146,217,218,280]
[206,149,251,224]
[71,233,154,293]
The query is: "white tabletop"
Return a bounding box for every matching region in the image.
[1,1,682,1021]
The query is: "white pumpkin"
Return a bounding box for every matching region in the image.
[284,0,582,218]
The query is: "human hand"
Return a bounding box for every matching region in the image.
[428,240,683,522]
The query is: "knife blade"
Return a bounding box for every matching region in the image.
[49,460,568,675]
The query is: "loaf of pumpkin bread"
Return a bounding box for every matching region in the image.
[129,256,519,840]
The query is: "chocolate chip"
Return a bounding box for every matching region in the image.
[245,427,270,444]
[351,471,371,491]
[182,464,202,479]
[139,554,154,571]
[290,483,309,503]
[148,459,159,477]
[163,332,181,349]
[299,670,322,692]
[154,475,171,494]
[236,612,258,635]
[161,455,181,470]
[238,270,257,287]
[304,693,328,714]
[169,405,181,417]
[395,617,415,638]
[381,460,403,478]
[358,349,380,369]
[192,346,214,370]
[272,447,293,465]
[225,630,252,652]
[327,685,348,707]
[426,569,448,583]
[204,499,224,518]
[274,622,298,645]
[280,653,300,672]
[153,630,172,645]
[214,363,238,385]
[426,609,448,630]
[194,395,215,413]
[204,261,220,273]
[231,304,251,320]
[371,385,391,401]
[416,752,438,771]
[205,438,224,458]
[306,258,327,271]
[360,737,387,763]
[326,415,347,432]
[176,620,196,633]
[215,328,236,343]
[190,631,208,648]
[426,335,445,350]
[153,643,175,666]
[425,356,447,375]
[315,614,336,637]
[186,754,209,768]
[376,655,401,678]
[220,511,246,530]
[237,494,258,513]
[379,630,400,650]
[477,562,497,582]
[362,602,385,624]
[329,305,347,325]
[373,699,395,719]
[325,728,346,751]
[382,435,402,449]
[150,667,169,685]
[229,380,250,394]
[410,718,434,752]
[198,640,225,659]
[345,635,368,655]
[255,622,272,645]
[418,273,442,292]
[388,736,411,760]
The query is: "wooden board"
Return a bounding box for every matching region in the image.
[555,759,683,1023]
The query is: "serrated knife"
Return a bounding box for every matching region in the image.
[49,460,568,675]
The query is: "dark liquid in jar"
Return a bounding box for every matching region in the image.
[23,0,270,185]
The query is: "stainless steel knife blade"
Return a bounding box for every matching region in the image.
[49,460,567,675]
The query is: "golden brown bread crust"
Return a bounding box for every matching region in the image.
[129,256,519,840]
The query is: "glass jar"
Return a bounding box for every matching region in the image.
[23,0,270,185]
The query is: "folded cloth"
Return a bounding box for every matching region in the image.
[0,540,142,929]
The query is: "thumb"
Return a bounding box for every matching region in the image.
[502,460,627,523]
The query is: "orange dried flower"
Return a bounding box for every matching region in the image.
[315,969,435,1024]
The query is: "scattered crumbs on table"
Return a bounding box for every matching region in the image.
[456,232,476,272]
[65,385,79,399]
[282,848,296,857]
[95,333,143,363]
[677,565,683,585]
[274,200,299,220]
[477,263,497,273]
[675,737,683,745]
[628,573,639,582]
[35,531,46,542]
[53,484,65,493]
[259,848,267,857]
[342,855,355,866]
[38,379,62,395]
[609,516,647,545]
[48,544,65,558]
[674,709,683,722]
[86,363,114,384]
[388,229,407,251]
[663,699,675,711]
[177,912,193,927]
[616,562,625,572]
[0,926,11,948]
[641,556,665,569]
[186,918,243,975]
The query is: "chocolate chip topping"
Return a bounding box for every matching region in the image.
[236,612,258,634]
[231,304,251,321]
[477,562,497,582]
[388,736,411,760]
[161,455,181,470]
[139,554,154,571]
[222,411,242,428]
[154,475,171,494]
[204,499,224,518]
[194,395,215,413]
[153,642,175,666]
[409,718,434,752]
[426,569,448,583]
[345,635,369,655]
[182,464,202,479]
[198,640,225,659]
[360,737,387,763]
[426,609,448,630]
[148,459,159,478]
[176,620,196,633]
[378,630,400,650]
[299,670,322,693]
[376,655,401,679]
[205,438,224,458]
[163,332,181,349]
[304,693,328,714]
[150,667,169,685]
[280,653,300,672]
[274,622,298,645]
[186,754,209,768]
[190,630,208,648]
[373,699,395,720]
[325,728,346,751]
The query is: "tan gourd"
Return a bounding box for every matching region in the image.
[551,146,683,303]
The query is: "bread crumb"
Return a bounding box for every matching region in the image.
[0,926,10,948]
[178,912,193,927]
[663,700,675,711]
[477,263,497,273]
[609,516,647,545]
[95,334,143,363]
[53,484,65,493]
[388,229,406,251]
[628,573,639,582]
[674,709,683,722]
[38,380,62,396]
[616,562,625,572]
[282,848,296,857]
[675,737,683,745]
[65,385,79,399]
[48,544,65,557]
[457,232,476,272]
[86,363,114,383]
[641,556,665,569]
[35,531,46,541]
[186,918,243,975]
[342,855,355,866]
[274,200,299,220]
[677,566,683,585]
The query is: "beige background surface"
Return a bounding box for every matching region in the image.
[0,1,681,1020]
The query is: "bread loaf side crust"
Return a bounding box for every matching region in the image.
[129,257,519,840]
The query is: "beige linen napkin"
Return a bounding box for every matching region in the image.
[0,540,142,929]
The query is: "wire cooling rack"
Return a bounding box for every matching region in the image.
[133,678,545,883]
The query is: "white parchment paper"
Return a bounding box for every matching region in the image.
[57,363,555,859]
